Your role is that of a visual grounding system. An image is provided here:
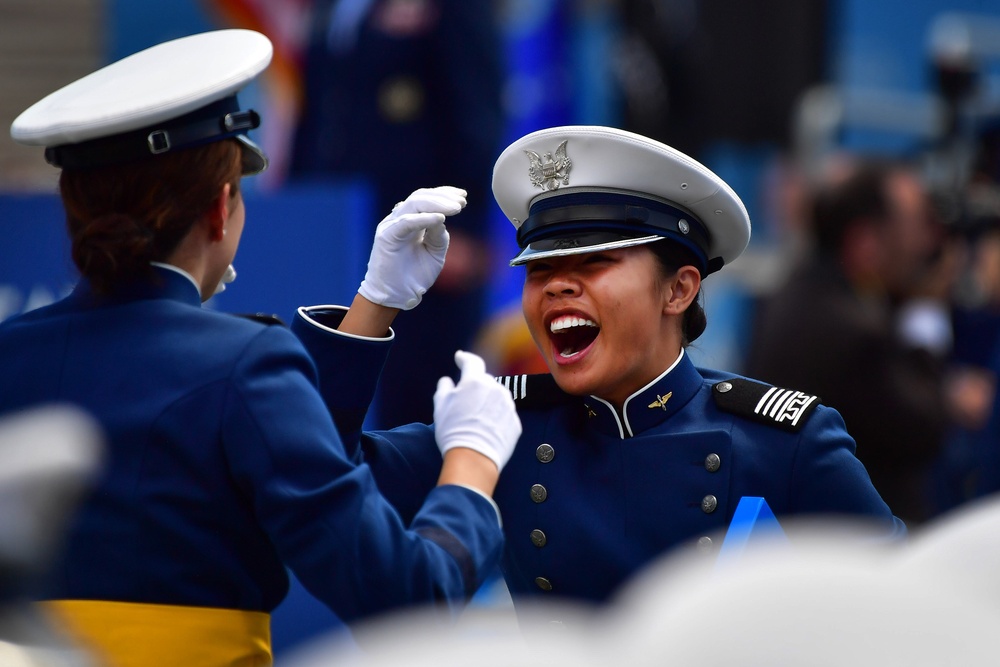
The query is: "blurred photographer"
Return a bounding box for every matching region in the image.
[932,120,1000,510]
[746,157,960,526]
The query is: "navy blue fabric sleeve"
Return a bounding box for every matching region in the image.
[290,307,390,462]
[788,405,908,537]
[221,325,502,622]
[291,308,443,521]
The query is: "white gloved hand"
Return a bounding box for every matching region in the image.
[213,264,237,296]
[358,186,467,310]
[433,350,522,472]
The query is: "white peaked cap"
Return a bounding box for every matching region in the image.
[11,29,273,174]
[493,126,751,274]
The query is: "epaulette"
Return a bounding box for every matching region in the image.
[712,377,821,433]
[233,312,286,327]
[495,373,575,408]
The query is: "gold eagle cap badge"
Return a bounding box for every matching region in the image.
[525,140,572,191]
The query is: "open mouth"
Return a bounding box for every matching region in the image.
[549,314,600,359]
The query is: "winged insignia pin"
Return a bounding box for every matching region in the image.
[648,392,673,410]
[525,140,571,191]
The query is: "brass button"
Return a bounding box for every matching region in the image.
[535,576,553,591]
[530,484,548,503]
[701,494,718,514]
[536,443,555,463]
[530,529,547,548]
[704,453,721,472]
[715,381,733,393]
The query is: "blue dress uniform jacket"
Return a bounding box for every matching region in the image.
[301,310,905,606]
[0,269,502,623]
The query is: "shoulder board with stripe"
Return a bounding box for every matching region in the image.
[495,373,575,408]
[712,377,821,433]
[233,312,286,326]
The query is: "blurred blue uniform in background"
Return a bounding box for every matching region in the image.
[289,0,505,427]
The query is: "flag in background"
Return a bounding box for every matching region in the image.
[202,0,312,189]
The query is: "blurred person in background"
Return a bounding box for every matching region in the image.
[2,29,520,666]
[931,119,1000,512]
[288,0,505,428]
[302,126,904,613]
[612,0,827,162]
[745,157,961,527]
[471,303,549,378]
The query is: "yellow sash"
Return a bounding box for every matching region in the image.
[38,599,272,667]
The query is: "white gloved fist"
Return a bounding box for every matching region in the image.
[433,350,522,472]
[358,186,467,310]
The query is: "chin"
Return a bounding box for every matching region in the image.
[549,364,599,398]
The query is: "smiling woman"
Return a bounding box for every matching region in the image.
[306,125,908,612]
[521,246,689,406]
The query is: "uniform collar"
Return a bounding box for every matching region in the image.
[72,264,202,307]
[149,261,202,297]
[585,349,703,439]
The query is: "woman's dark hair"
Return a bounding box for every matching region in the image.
[59,139,243,294]
[648,240,707,345]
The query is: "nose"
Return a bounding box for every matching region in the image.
[543,271,580,298]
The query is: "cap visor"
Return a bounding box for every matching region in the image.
[510,235,663,267]
[237,135,268,175]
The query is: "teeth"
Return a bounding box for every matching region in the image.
[550,315,598,333]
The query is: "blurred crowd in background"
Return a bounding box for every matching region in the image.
[3,0,1000,661]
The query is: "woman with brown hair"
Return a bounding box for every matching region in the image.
[2,29,520,665]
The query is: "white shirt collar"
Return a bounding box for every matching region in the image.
[150,261,201,295]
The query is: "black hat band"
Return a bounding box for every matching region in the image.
[44,95,260,170]
[519,192,712,263]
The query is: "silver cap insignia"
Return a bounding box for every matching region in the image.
[525,140,572,191]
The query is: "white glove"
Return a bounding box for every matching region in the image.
[358,186,467,310]
[433,350,522,472]
[213,264,237,296]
